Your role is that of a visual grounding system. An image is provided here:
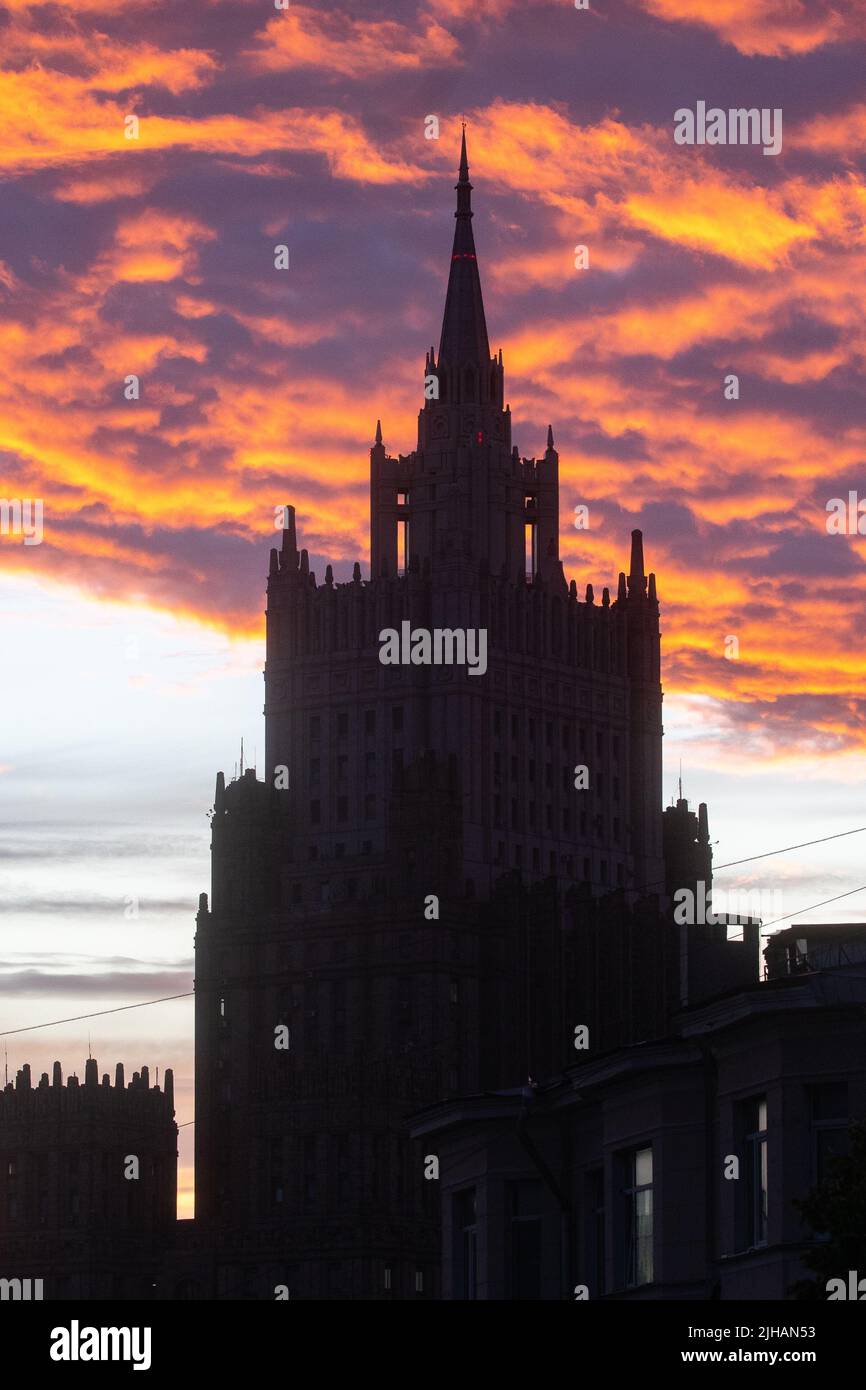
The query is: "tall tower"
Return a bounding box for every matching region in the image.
[194,134,667,1299]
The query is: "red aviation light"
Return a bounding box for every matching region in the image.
[476,431,484,445]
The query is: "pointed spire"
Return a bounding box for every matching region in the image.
[437,128,490,375]
[375,419,382,445]
[279,503,298,572]
[547,424,554,450]
[628,529,647,597]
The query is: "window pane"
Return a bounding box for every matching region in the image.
[635,1189,653,1286]
[812,1082,847,1122]
[635,1147,653,1187]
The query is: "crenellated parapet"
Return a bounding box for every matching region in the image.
[0,1057,174,1121]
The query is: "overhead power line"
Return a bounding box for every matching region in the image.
[0,992,194,1038]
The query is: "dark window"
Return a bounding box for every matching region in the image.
[620,1147,653,1288]
[743,1097,768,1248]
[586,1169,605,1296]
[811,1083,849,1184]
[509,1180,543,1300]
[310,800,321,825]
[365,709,376,736]
[337,711,349,738]
[309,757,320,786]
[310,715,321,740]
[337,796,348,821]
[364,793,375,819]
[392,706,404,733]
[455,1189,478,1300]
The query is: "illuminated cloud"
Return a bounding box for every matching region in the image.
[245,6,461,75]
[636,0,866,58]
[0,0,863,768]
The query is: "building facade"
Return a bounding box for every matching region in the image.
[190,134,751,1300]
[0,1059,176,1300]
[410,941,866,1300]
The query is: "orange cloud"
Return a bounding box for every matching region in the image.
[794,103,866,156]
[246,7,461,75]
[636,0,866,58]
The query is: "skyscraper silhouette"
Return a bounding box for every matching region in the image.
[194,134,688,1299]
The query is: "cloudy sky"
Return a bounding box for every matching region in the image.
[1,0,865,1215]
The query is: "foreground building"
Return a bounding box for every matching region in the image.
[410,929,866,1299]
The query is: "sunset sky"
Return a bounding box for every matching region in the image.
[1,0,865,1216]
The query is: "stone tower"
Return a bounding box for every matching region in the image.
[194,134,668,1299]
